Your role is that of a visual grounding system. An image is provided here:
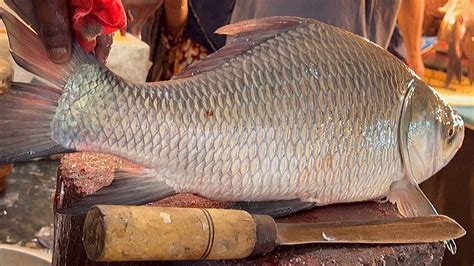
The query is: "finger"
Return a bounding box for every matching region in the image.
[94,34,113,64]
[33,0,72,63]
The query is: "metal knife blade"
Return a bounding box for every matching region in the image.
[275,215,466,245]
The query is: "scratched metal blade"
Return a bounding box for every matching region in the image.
[275,215,466,245]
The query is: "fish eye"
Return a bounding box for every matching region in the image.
[447,128,455,142]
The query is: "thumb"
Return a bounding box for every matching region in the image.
[33,0,72,63]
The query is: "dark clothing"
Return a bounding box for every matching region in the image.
[186,0,236,52]
[230,0,402,49]
[144,0,406,81]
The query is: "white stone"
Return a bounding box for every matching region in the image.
[106,32,152,83]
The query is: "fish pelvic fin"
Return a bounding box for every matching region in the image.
[387,179,457,254]
[59,168,177,215]
[0,82,71,164]
[0,7,95,88]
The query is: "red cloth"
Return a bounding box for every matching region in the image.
[70,0,127,52]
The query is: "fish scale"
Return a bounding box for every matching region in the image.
[45,19,427,203]
[0,13,464,246]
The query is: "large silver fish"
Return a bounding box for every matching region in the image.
[0,6,464,245]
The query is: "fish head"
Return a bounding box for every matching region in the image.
[400,79,464,184]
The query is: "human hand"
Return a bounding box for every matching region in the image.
[33,0,72,63]
[31,0,125,64]
[9,0,169,64]
[405,53,425,78]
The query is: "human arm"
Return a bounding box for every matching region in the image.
[122,0,188,38]
[164,0,188,38]
[398,0,425,77]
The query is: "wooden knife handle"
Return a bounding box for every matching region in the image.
[83,205,277,261]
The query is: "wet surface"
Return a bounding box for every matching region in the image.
[0,160,57,246]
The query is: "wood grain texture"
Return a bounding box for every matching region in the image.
[83,205,257,261]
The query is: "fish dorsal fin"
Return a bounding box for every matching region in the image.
[172,16,310,79]
[215,16,310,36]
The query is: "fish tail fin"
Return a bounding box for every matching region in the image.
[0,7,92,164]
[0,82,71,164]
[0,7,95,88]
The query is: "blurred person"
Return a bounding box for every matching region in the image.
[229,0,425,77]
[24,0,425,78]
[140,0,426,79]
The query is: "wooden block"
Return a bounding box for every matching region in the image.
[52,152,445,265]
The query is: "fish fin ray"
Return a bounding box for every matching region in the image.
[0,8,95,88]
[4,0,40,33]
[231,199,316,218]
[172,16,311,79]
[387,179,436,217]
[0,82,69,164]
[388,179,457,254]
[59,167,176,215]
[215,16,309,37]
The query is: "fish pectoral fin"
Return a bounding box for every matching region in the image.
[387,179,437,217]
[58,167,176,215]
[387,179,458,254]
[230,199,316,218]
